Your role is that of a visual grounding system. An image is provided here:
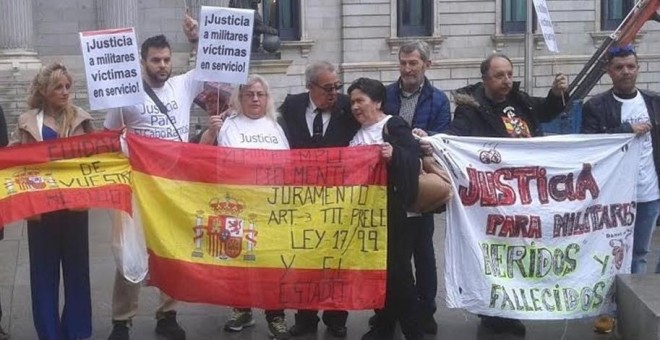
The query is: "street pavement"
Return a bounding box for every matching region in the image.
[0,210,657,340]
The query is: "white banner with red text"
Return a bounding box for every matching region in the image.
[427,133,641,320]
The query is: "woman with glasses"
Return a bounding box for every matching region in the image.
[199,74,291,339]
[10,62,94,340]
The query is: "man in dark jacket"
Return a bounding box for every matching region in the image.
[450,54,567,138]
[278,61,360,338]
[449,53,568,335]
[580,44,659,334]
[382,40,450,335]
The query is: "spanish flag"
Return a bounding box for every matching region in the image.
[0,131,131,225]
[127,134,389,310]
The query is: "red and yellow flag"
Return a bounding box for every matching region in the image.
[0,131,131,225]
[127,134,389,310]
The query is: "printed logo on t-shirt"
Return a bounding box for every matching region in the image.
[501,106,531,138]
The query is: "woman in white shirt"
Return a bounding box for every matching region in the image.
[199,74,290,339]
[200,74,288,150]
[347,78,423,340]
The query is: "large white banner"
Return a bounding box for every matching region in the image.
[195,6,254,84]
[79,28,143,110]
[428,134,641,320]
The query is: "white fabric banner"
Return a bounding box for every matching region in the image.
[428,133,641,320]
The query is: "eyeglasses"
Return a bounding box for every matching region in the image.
[607,44,635,58]
[312,82,343,93]
[241,91,267,99]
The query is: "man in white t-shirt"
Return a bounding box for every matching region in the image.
[104,30,203,340]
[581,44,660,334]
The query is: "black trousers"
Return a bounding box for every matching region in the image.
[294,309,348,328]
[372,210,422,340]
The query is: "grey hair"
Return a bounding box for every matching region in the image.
[399,40,431,62]
[305,61,337,87]
[229,74,279,122]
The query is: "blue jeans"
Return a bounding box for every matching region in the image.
[411,214,437,315]
[631,200,660,274]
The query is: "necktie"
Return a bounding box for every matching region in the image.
[313,108,324,140]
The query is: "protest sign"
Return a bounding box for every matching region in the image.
[79,28,143,110]
[0,131,131,225]
[427,133,641,319]
[533,0,559,53]
[195,6,254,84]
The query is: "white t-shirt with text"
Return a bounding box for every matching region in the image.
[104,70,203,142]
[218,113,289,150]
[616,91,660,202]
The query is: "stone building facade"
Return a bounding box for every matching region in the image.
[1,0,659,132]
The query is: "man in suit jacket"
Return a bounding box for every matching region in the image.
[278,61,360,338]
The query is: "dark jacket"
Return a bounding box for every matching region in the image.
[384,77,451,135]
[383,115,421,209]
[581,89,660,190]
[278,92,359,148]
[449,82,566,137]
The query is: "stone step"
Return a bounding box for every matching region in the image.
[616,274,660,340]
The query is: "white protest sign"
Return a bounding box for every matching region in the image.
[79,28,143,110]
[427,133,641,319]
[195,6,254,84]
[533,0,559,53]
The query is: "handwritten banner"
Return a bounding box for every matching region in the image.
[0,131,131,225]
[79,28,144,110]
[127,134,389,310]
[428,133,641,320]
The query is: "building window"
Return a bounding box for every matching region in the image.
[397,0,433,37]
[502,0,525,33]
[601,0,634,31]
[262,0,301,41]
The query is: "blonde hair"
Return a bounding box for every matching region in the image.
[229,74,279,122]
[28,62,76,137]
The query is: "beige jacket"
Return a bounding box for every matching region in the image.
[10,105,95,220]
[10,105,94,145]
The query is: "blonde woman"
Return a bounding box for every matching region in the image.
[200,74,291,339]
[11,62,94,340]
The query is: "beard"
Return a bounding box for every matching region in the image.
[145,67,171,86]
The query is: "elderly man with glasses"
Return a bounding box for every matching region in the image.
[277,61,360,338]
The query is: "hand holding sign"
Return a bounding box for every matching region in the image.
[183,9,199,43]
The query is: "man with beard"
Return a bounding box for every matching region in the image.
[275,61,359,338]
[449,53,568,336]
[581,44,660,334]
[103,21,203,340]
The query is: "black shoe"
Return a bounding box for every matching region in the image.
[155,311,186,340]
[288,322,317,336]
[108,320,130,340]
[421,313,438,335]
[480,316,525,336]
[367,314,377,328]
[327,325,347,338]
[0,325,7,340]
[361,328,394,340]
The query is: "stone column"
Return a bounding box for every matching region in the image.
[0,0,40,72]
[97,0,139,30]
